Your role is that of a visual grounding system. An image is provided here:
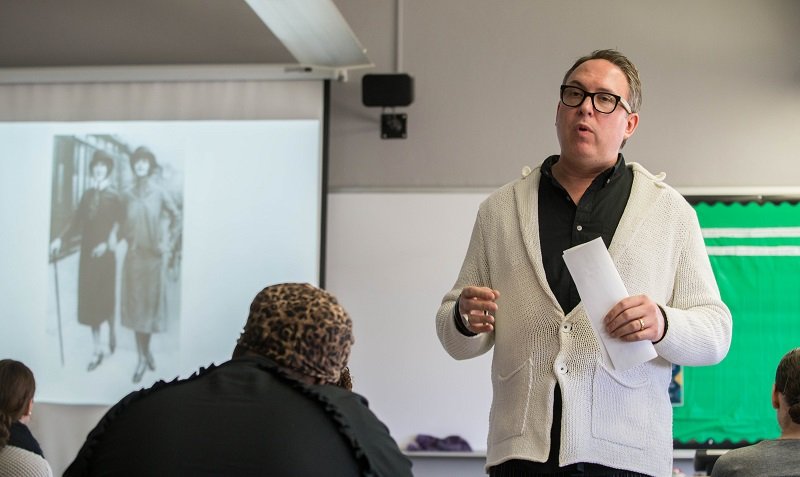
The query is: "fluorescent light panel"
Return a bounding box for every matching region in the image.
[245,0,372,70]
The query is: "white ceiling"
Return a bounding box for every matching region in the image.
[0,0,371,81]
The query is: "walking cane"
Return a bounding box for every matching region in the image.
[52,255,65,366]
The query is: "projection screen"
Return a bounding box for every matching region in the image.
[0,79,326,405]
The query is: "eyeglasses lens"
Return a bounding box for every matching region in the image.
[561,86,619,114]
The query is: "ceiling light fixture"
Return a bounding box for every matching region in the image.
[245,0,373,80]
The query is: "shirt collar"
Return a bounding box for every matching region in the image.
[541,154,627,187]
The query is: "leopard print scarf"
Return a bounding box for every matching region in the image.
[236,283,353,384]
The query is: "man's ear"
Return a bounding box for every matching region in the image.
[555,102,561,127]
[624,112,639,140]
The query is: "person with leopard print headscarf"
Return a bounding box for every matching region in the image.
[64,283,412,477]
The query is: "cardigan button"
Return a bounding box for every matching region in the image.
[561,323,572,333]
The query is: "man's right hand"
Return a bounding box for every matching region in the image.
[458,286,500,334]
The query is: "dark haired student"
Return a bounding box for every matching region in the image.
[0,359,53,476]
[711,348,800,477]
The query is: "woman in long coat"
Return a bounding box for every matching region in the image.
[121,146,181,384]
[50,151,123,371]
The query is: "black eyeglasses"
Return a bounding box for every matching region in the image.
[560,85,632,114]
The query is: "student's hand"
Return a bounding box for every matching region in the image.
[603,294,666,342]
[458,286,500,334]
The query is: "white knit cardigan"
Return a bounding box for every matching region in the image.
[436,162,732,477]
[0,446,53,477]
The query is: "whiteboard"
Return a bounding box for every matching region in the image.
[326,191,494,451]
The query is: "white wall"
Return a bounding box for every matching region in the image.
[326,191,493,450]
[329,0,800,189]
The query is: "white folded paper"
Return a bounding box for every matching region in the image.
[562,237,657,371]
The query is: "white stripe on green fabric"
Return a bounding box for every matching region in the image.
[702,227,800,238]
[706,246,800,256]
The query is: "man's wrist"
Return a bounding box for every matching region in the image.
[453,294,477,337]
[653,305,668,344]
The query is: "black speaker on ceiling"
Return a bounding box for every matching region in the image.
[361,74,414,107]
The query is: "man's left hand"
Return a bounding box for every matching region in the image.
[603,294,665,342]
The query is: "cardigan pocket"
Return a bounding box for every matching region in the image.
[590,363,649,449]
[488,359,534,444]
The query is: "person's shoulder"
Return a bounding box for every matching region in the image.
[309,386,414,477]
[309,385,392,429]
[628,162,692,209]
[750,438,800,455]
[0,445,53,477]
[8,422,43,457]
[711,442,772,476]
[313,383,370,409]
[629,162,670,190]
[479,165,540,211]
[102,363,223,418]
[501,164,540,194]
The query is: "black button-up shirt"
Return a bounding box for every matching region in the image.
[507,154,633,474]
[539,154,632,314]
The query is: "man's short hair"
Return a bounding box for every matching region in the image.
[562,49,642,113]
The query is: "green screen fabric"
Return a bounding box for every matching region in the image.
[673,202,800,444]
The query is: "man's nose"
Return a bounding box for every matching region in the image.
[578,94,594,114]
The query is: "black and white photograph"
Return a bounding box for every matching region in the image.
[48,134,184,387]
[1,119,323,405]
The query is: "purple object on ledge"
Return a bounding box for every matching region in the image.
[406,434,472,452]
